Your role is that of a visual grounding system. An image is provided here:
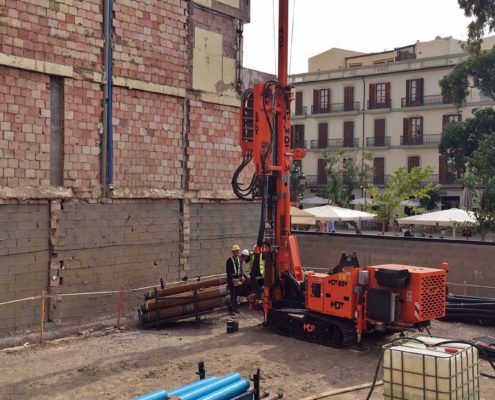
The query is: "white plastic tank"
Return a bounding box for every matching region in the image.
[383,336,479,400]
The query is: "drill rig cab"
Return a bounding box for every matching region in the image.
[231,0,447,347]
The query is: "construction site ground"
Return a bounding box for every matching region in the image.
[1,309,494,400]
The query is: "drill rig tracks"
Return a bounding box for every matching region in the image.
[268,308,357,348]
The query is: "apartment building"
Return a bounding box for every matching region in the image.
[290,36,495,207]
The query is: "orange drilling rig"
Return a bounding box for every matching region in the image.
[231,0,447,347]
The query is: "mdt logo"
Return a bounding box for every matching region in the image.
[303,323,316,333]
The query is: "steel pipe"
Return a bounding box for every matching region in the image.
[144,277,227,300]
[197,379,250,400]
[140,296,230,324]
[142,287,228,312]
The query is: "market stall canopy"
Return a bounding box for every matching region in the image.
[290,207,316,225]
[350,197,373,205]
[397,208,476,226]
[305,205,376,222]
[301,196,330,206]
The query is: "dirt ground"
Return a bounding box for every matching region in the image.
[0,309,494,400]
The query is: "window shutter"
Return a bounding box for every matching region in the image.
[344,86,354,111]
[374,119,386,146]
[408,156,420,172]
[418,78,424,104]
[439,155,447,184]
[457,113,462,122]
[295,92,303,115]
[343,121,354,147]
[327,88,331,111]
[369,83,376,108]
[406,79,411,106]
[318,123,328,148]
[385,82,391,106]
[442,114,449,127]
[318,159,327,185]
[419,116,424,134]
[373,158,385,185]
[403,118,409,144]
[313,89,319,112]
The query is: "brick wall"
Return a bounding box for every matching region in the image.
[0,67,51,187]
[49,201,181,323]
[297,232,495,298]
[112,88,183,189]
[0,204,49,335]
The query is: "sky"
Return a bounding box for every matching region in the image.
[243,0,474,75]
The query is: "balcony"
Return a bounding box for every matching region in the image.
[309,138,360,149]
[291,140,307,149]
[366,136,391,147]
[401,94,453,108]
[367,99,392,110]
[306,175,327,186]
[311,101,360,115]
[292,106,307,118]
[400,134,441,146]
[366,174,391,186]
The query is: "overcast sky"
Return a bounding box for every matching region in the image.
[243,0,474,75]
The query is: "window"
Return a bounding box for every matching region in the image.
[369,82,391,109]
[407,156,420,172]
[344,86,354,111]
[313,88,330,113]
[406,78,424,107]
[373,158,385,185]
[291,125,305,149]
[376,83,386,104]
[319,89,329,110]
[50,76,64,186]
[343,121,355,147]
[317,159,327,185]
[442,113,461,127]
[439,156,456,184]
[295,92,303,115]
[318,123,328,149]
[403,116,423,145]
[374,119,386,146]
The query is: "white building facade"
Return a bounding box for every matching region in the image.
[290,36,495,207]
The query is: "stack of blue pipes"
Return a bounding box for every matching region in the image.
[134,373,252,400]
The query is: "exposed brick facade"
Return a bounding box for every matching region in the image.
[0,0,258,334]
[0,67,51,187]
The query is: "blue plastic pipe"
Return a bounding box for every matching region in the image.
[133,389,168,400]
[167,377,218,397]
[178,373,241,400]
[197,380,250,400]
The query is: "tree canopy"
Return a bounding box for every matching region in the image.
[458,0,495,52]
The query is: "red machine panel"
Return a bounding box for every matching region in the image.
[306,270,359,319]
[367,264,446,323]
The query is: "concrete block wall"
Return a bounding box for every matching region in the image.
[297,233,495,298]
[0,204,49,335]
[49,201,181,323]
[188,202,261,276]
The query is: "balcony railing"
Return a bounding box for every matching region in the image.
[306,175,327,186]
[367,99,392,110]
[366,136,391,147]
[311,101,360,114]
[401,94,453,108]
[291,140,307,149]
[309,138,360,149]
[366,174,391,186]
[400,134,441,146]
[425,174,459,185]
[293,106,307,117]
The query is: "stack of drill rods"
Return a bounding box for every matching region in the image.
[139,276,229,325]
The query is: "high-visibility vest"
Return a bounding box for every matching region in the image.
[249,254,264,275]
[230,257,241,277]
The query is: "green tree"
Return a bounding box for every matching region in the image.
[420,185,446,211]
[322,147,372,208]
[438,108,495,177]
[463,134,495,240]
[458,0,495,53]
[290,161,305,203]
[365,167,435,234]
[440,48,495,106]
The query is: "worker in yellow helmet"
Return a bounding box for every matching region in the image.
[226,244,243,314]
[240,246,264,296]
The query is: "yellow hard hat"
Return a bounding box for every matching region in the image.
[231,244,240,251]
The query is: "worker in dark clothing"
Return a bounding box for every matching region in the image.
[226,244,243,314]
